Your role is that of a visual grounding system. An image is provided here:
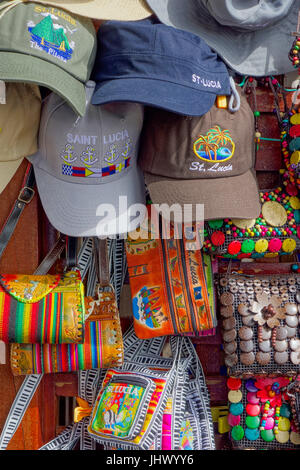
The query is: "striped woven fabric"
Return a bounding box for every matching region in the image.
[0,272,85,344]
[10,319,123,374]
[10,290,124,374]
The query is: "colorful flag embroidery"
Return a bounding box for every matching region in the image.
[62,157,130,178]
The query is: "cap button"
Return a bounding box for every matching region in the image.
[86,80,96,88]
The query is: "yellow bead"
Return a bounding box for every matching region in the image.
[278,417,291,432]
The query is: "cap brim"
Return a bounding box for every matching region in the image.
[33,163,147,237]
[146,0,297,77]
[0,52,86,116]
[92,78,217,116]
[0,158,23,195]
[29,0,153,20]
[144,170,261,221]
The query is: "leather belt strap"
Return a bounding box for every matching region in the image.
[93,237,110,287]
[66,236,78,270]
[0,163,35,259]
[34,236,66,275]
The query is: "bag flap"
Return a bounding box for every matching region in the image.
[85,289,118,322]
[0,274,61,303]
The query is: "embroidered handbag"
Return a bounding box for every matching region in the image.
[126,207,216,339]
[10,284,123,374]
[0,238,126,451]
[0,270,85,344]
[10,238,124,374]
[218,271,300,377]
[89,330,215,451]
[87,336,187,450]
[203,186,300,259]
[2,327,213,451]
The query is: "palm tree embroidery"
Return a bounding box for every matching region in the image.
[193,126,234,161]
[207,126,232,147]
[194,135,218,161]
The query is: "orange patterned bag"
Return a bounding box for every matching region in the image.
[126,207,214,339]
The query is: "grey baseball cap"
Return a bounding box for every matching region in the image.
[29,81,146,237]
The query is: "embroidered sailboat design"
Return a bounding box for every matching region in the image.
[59,41,66,52]
[28,14,73,61]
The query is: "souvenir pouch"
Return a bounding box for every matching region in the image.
[0,270,84,344]
[203,187,300,259]
[90,371,156,440]
[218,273,300,377]
[126,207,214,339]
[227,375,300,449]
[10,284,124,374]
[88,334,188,450]
[88,366,175,449]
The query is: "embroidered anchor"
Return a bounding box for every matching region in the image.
[120,139,132,159]
[80,146,98,167]
[60,144,77,164]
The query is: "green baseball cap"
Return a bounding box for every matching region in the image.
[0,1,96,116]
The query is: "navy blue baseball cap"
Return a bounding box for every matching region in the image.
[91,18,231,116]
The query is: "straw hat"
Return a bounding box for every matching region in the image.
[26,0,153,20]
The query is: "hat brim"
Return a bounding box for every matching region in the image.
[92,77,217,116]
[0,158,23,195]
[144,170,261,221]
[0,52,86,116]
[146,0,297,77]
[33,163,147,237]
[28,0,153,20]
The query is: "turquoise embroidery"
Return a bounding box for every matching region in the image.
[28,14,73,62]
[193,126,235,163]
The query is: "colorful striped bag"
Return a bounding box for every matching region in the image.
[10,284,124,374]
[0,270,85,344]
[10,237,124,375]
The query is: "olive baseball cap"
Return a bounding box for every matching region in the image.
[0,82,41,194]
[139,90,261,221]
[0,1,96,116]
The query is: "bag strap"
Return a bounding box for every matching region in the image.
[0,373,42,450]
[34,235,66,275]
[66,236,78,270]
[93,237,110,287]
[0,235,91,450]
[0,163,35,260]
